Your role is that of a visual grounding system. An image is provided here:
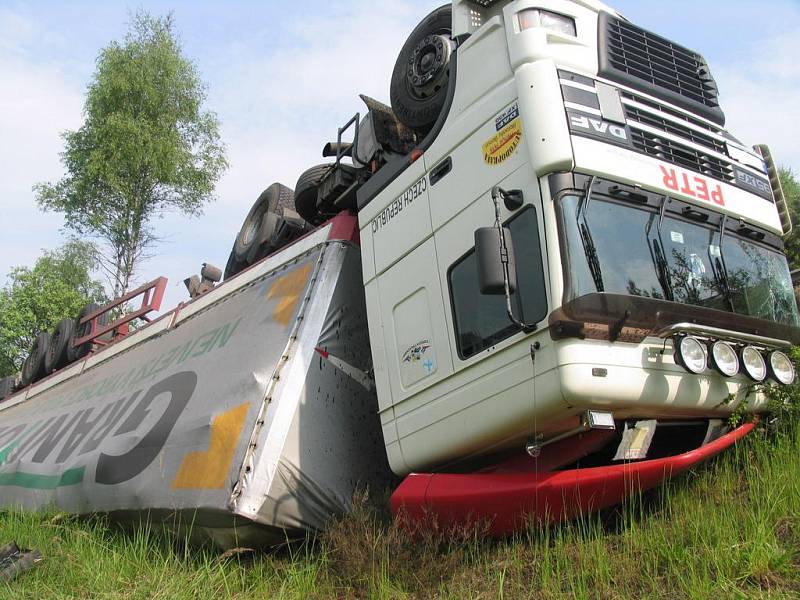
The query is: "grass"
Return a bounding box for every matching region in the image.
[0,419,798,599]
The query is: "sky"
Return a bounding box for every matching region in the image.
[1,0,799,313]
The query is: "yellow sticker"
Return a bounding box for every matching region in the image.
[171,402,249,490]
[482,119,523,166]
[267,263,313,326]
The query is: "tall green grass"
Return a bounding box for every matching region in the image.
[0,419,797,599]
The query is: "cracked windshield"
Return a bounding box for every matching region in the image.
[561,195,799,326]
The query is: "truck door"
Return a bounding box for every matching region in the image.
[365,161,454,416]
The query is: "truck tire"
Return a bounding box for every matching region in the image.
[19,355,33,388]
[294,164,334,225]
[390,5,453,135]
[0,376,15,400]
[223,250,248,281]
[45,318,75,375]
[23,331,51,384]
[67,303,108,363]
[233,183,295,263]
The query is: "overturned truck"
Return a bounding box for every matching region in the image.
[1,0,799,544]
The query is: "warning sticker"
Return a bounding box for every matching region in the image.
[483,105,522,166]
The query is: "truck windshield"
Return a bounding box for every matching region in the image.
[560,195,800,326]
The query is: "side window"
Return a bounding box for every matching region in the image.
[448,206,548,359]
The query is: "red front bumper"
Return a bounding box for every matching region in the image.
[391,422,754,536]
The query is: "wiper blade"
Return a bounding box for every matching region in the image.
[577,176,604,292]
[713,255,735,312]
[579,223,605,292]
[652,239,674,301]
[649,200,674,301]
[714,215,736,312]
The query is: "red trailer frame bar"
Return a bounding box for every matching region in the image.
[72,277,168,348]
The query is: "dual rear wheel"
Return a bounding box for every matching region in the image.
[15,302,108,389]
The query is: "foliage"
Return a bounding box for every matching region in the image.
[34,10,227,298]
[780,167,800,271]
[0,242,106,377]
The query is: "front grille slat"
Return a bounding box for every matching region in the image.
[620,92,718,133]
[611,59,709,104]
[624,105,727,154]
[599,13,724,126]
[607,47,709,94]
[607,34,703,77]
[630,129,733,182]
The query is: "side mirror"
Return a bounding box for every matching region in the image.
[475,227,517,295]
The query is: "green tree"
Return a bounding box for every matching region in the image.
[35,11,227,298]
[781,167,800,271]
[0,242,106,377]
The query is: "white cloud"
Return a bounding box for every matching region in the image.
[0,10,84,280]
[715,31,800,169]
[143,1,438,310]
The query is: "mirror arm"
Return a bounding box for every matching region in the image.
[490,186,537,333]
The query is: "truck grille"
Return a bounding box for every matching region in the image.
[630,129,733,182]
[624,105,727,155]
[619,92,721,135]
[598,13,724,126]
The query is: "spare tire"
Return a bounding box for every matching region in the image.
[23,331,51,384]
[0,376,15,400]
[45,318,76,375]
[67,303,108,363]
[223,250,248,281]
[294,164,335,225]
[390,5,453,135]
[233,183,295,263]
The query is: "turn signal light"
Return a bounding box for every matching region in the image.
[518,9,576,36]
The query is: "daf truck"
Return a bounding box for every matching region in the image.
[0,0,796,543]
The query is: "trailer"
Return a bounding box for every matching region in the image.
[1,0,799,542]
[0,217,393,547]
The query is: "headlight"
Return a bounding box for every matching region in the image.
[740,346,767,381]
[676,335,706,374]
[710,341,739,377]
[768,350,795,385]
[517,9,577,36]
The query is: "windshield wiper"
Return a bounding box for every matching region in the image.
[579,223,605,292]
[577,177,604,292]
[713,214,736,312]
[649,199,674,301]
[652,240,674,301]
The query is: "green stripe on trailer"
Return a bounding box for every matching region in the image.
[0,466,85,489]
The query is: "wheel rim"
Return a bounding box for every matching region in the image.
[242,218,259,246]
[406,34,451,100]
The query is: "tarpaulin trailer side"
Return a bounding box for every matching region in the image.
[0,218,392,548]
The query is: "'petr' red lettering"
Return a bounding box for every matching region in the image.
[661,166,678,191]
[659,166,725,206]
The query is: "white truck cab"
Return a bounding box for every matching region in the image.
[353,0,798,480]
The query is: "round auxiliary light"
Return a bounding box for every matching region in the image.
[768,350,795,385]
[676,335,707,374]
[740,346,767,382]
[710,341,739,377]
